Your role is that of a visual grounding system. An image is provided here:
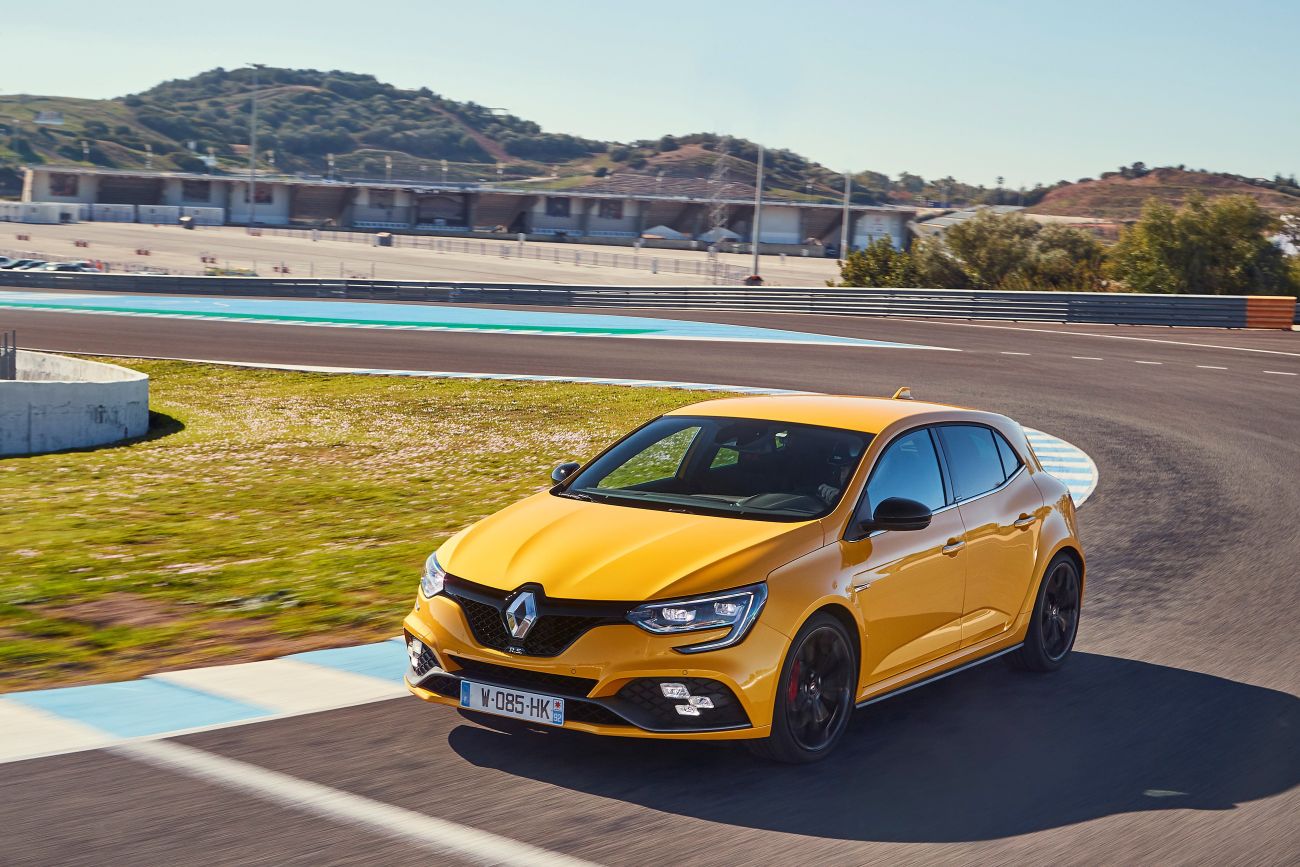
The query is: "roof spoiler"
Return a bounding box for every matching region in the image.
[892,387,914,400]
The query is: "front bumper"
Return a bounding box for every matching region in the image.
[403,594,787,741]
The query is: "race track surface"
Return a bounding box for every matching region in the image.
[3,298,1298,865]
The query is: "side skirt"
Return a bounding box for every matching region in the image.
[855,644,1022,709]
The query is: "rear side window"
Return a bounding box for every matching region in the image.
[865,429,947,511]
[938,425,1006,500]
[994,431,1022,478]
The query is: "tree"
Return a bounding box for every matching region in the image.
[905,210,1106,292]
[938,210,1038,288]
[1107,195,1297,295]
[658,135,679,153]
[836,237,916,287]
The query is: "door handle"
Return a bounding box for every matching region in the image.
[941,539,965,555]
[1013,514,1038,529]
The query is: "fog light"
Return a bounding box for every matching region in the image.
[407,639,424,669]
[688,696,714,709]
[660,683,690,699]
[675,704,701,716]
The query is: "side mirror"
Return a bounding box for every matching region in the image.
[861,497,932,533]
[551,461,581,484]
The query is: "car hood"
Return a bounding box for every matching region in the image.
[437,491,827,601]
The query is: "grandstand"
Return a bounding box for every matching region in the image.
[19,166,914,252]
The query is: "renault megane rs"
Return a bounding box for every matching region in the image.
[404,391,1084,762]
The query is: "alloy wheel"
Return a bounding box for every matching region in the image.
[784,625,854,753]
[1040,561,1080,661]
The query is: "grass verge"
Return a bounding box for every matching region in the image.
[0,359,735,692]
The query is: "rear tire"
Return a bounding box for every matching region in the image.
[747,612,857,764]
[1009,553,1081,672]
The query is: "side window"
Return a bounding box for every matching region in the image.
[864,429,946,512]
[993,431,1022,479]
[599,426,700,488]
[938,425,1006,500]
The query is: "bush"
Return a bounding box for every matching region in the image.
[841,211,1108,292]
[1108,195,1297,295]
[171,152,208,173]
[836,238,915,287]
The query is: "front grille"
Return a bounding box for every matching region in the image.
[456,596,512,648]
[519,613,610,657]
[610,677,750,731]
[444,575,628,657]
[449,655,598,698]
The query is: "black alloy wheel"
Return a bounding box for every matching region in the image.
[1041,560,1081,661]
[1010,552,1082,672]
[749,612,857,763]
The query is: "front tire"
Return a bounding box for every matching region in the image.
[1010,553,1081,672]
[747,612,857,764]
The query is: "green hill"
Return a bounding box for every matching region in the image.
[1,67,1297,216]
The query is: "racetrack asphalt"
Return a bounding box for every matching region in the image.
[2,296,1298,865]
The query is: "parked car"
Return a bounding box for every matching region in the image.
[1,259,42,270]
[40,262,98,272]
[13,260,48,270]
[403,392,1085,762]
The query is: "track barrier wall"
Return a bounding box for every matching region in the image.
[0,271,1294,329]
[0,350,149,456]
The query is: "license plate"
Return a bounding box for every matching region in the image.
[459,680,565,726]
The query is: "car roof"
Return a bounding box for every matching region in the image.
[666,393,990,435]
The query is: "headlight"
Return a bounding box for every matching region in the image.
[420,553,446,598]
[627,584,768,654]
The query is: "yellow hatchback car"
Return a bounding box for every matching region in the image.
[404,392,1084,762]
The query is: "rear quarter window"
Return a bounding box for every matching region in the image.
[938,424,1007,500]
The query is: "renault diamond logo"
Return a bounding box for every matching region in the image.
[505,591,538,639]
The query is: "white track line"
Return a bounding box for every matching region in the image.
[1197,365,1228,370]
[1264,370,1297,376]
[1134,360,1163,365]
[113,740,598,867]
[892,317,1300,357]
[1071,356,1103,361]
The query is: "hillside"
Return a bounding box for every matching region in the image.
[1026,167,1300,220]
[0,67,876,203]
[1,67,1298,218]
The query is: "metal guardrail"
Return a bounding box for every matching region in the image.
[0,270,1294,329]
[0,330,16,381]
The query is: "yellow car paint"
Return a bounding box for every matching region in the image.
[403,394,1085,744]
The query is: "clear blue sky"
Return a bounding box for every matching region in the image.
[4,0,1293,187]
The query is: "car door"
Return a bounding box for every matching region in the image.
[936,424,1046,648]
[842,427,967,685]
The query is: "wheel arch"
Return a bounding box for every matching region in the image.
[1048,542,1086,596]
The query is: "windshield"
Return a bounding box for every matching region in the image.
[558,415,872,520]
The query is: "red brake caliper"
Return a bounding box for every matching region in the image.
[789,658,801,703]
